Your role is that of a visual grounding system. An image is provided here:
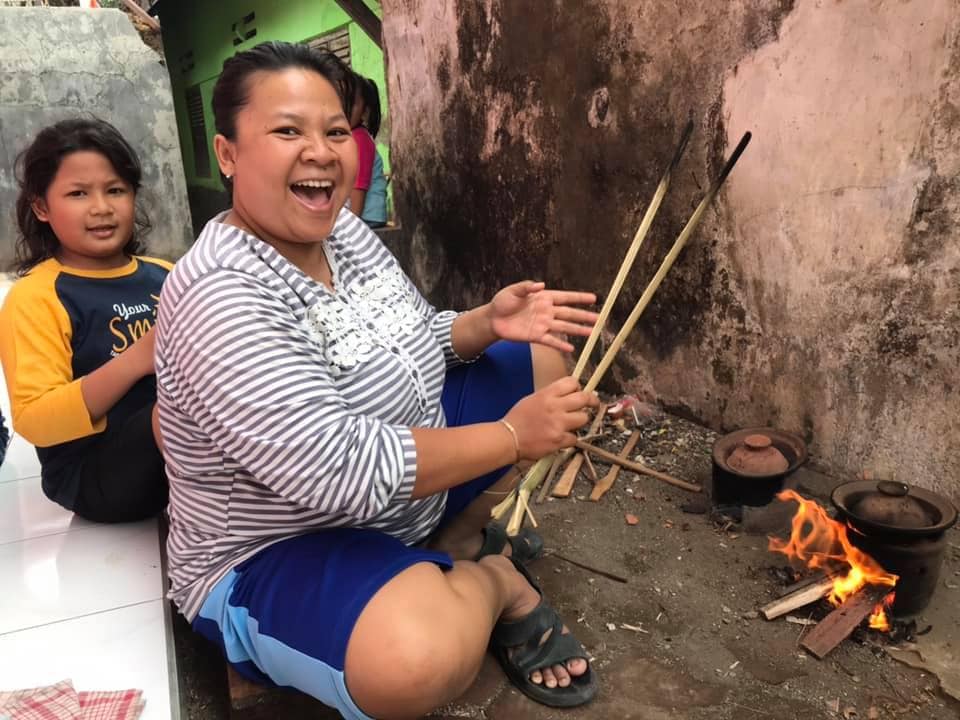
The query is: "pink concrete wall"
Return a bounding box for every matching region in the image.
[382,0,960,501]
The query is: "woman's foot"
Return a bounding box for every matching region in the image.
[482,555,590,689]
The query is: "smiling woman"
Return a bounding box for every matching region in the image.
[156,41,602,720]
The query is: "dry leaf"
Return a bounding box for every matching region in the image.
[625,513,639,525]
[842,708,858,719]
[867,707,879,719]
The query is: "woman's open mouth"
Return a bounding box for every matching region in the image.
[290,179,334,212]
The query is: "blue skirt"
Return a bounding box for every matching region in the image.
[193,341,534,720]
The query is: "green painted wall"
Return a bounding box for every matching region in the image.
[156,0,389,215]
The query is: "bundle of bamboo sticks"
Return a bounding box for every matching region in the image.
[492,121,752,535]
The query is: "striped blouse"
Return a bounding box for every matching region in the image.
[156,209,462,620]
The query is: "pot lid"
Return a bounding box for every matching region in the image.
[726,434,790,475]
[832,480,959,536]
[851,481,931,528]
[712,427,807,478]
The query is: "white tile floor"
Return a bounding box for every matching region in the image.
[0,279,177,719]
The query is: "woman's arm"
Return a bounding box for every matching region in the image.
[449,304,498,361]
[409,375,596,498]
[448,281,599,360]
[160,272,595,518]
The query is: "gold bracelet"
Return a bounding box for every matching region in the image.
[499,419,520,463]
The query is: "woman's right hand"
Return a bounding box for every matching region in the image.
[503,377,598,460]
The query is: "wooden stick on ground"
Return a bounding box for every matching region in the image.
[551,455,585,499]
[582,451,600,483]
[536,451,568,503]
[547,551,629,584]
[800,586,889,659]
[778,570,839,598]
[551,403,607,498]
[760,577,835,620]
[590,430,641,501]
[576,440,702,493]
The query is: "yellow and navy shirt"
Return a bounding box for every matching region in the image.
[0,256,171,508]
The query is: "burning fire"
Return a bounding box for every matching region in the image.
[769,490,898,630]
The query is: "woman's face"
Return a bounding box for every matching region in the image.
[216,68,358,248]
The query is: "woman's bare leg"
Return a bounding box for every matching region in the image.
[344,555,588,719]
[429,343,572,557]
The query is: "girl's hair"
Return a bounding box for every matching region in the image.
[13,117,150,276]
[212,41,357,193]
[357,76,382,139]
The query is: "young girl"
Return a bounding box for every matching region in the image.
[349,74,389,228]
[0,118,170,523]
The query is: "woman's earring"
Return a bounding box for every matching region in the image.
[225,174,233,180]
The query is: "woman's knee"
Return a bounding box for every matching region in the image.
[344,564,484,717]
[531,343,569,389]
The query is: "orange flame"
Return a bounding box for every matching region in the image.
[769,490,898,629]
[868,593,895,631]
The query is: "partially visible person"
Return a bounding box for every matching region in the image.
[0,118,169,522]
[349,74,389,228]
[0,408,9,466]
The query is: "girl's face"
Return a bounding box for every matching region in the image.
[215,68,357,253]
[349,88,365,129]
[31,150,135,270]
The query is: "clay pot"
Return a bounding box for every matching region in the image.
[832,480,958,615]
[726,434,789,475]
[711,428,807,507]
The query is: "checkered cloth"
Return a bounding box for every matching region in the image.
[0,681,143,720]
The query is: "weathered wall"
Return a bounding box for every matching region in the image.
[382,0,960,502]
[0,7,191,267]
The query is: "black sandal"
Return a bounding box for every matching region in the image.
[491,559,598,707]
[473,521,544,564]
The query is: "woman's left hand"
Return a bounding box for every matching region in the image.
[489,281,599,352]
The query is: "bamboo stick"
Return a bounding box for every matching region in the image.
[499,129,752,533]
[583,131,753,395]
[576,440,702,493]
[498,123,697,523]
[572,119,694,380]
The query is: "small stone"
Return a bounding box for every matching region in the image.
[605,622,617,631]
[742,610,760,620]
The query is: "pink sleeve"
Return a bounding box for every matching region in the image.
[352,128,375,191]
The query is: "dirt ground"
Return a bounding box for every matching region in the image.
[172,409,960,719]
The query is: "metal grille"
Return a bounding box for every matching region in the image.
[185,84,210,178]
[306,26,351,67]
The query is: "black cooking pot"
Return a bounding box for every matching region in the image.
[711,427,807,507]
[832,480,958,615]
